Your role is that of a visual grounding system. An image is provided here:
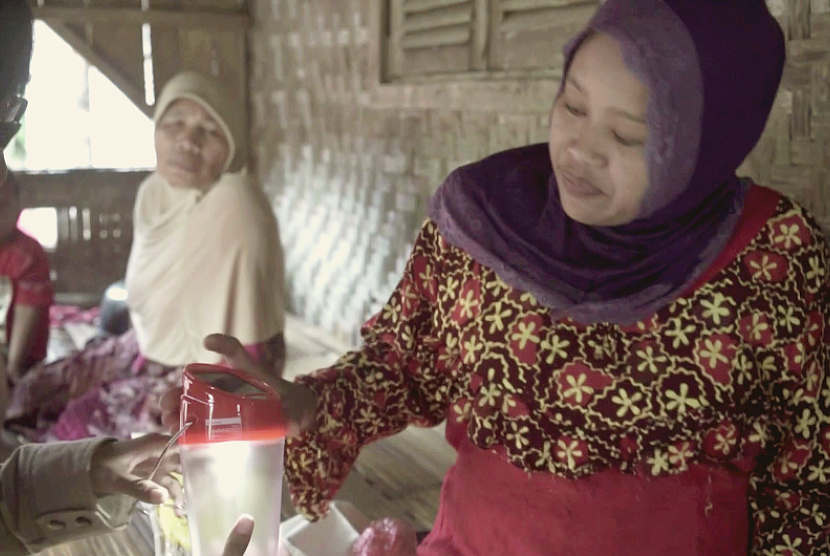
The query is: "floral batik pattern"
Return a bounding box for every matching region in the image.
[285,190,830,554]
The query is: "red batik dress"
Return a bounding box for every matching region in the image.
[285,185,830,556]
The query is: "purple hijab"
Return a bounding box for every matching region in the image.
[429,0,785,324]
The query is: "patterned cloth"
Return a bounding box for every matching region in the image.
[5,330,175,441]
[284,185,830,555]
[6,330,285,441]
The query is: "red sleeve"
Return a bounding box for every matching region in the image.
[284,219,452,521]
[12,235,53,307]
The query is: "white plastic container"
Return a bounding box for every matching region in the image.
[179,364,286,556]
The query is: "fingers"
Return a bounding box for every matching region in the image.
[107,474,168,505]
[222,515,254,556]
[204,334,249,364]
[160,387,183,412]
[160,387,184,431]
[155,474,185,514]
[120,433,176,469]
[129,432,172,452]
[204,335,288,392]
[161,411,181,431]
[161,409,181,431]
[133,447,180,480]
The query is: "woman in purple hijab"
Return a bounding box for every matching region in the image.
[164,0,830,554]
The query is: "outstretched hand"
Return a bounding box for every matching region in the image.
[89,433,183,507]
[222,515,255,556]
[160,334,317,436]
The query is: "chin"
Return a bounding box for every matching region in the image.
[559,188,606,226]
[159,169,198,190]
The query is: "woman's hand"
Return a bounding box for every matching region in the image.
[160,334,317,436]
[222,516,254,556]
[89,433,183,507]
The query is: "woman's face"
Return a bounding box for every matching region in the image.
[548,33,650,227]
[155,99,230,191]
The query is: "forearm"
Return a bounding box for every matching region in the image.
[7,305,45,379]
[0,439,133,555]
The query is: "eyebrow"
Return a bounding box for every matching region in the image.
[566,76,647,124]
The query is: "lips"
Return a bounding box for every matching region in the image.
[559,168,604,198]
[168,156,201,173]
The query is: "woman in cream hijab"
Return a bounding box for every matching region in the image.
[5,72,286,441]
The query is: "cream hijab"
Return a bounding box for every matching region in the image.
[126,72,285,367]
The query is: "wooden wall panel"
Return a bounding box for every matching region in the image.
[490,0,597,71]
[16,170,147,297]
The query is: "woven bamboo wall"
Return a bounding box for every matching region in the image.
[249,0,830,342]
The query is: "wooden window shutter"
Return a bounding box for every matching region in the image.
[489,0,598,72]
[386,0,489,80]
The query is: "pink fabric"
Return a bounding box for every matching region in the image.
[351,519,418,556]
[7,330,282,441]
[49,305,99,327]
[418,418,750,556]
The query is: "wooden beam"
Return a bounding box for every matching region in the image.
[404,0,469,14]
[46,22,154,119]
[32,6,249,30]
[499,3,595,33]
[401,24,470,49]
[471,0,487,70]
[499,0,593,11]
[402,3,472,34]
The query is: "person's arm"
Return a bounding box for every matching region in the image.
[6,238,52,383]
[158,220,453,521]
[284,219,454,521]
[748,213,830,554]
[6,304,46,382]
[0,435,179,555]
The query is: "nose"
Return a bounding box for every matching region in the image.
[567,126,606,166]
[178,127,204,153]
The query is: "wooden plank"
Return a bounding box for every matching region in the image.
[16,169,145,209]
[401,24,470,49]
[489,0,506,74]
[389,0,406,78]
[488,0,594,70]
[370,0,388,83]
[32,6,249,29]
[148,0,182,104]
[402,3,473,34]
[404,0,469,14]
[785,0,811,40]
[149,24,182,104]
[401,43,471,74]
[87,0,145,109]
[792,88,811,137]
[500,3,595,33]
[500,0,590,10]
[40,0,85,7]
[812,62,830,116]
[182,0,243,12]
[46,22,152,118]
[813,13,830,37]
[471,0,488,70]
